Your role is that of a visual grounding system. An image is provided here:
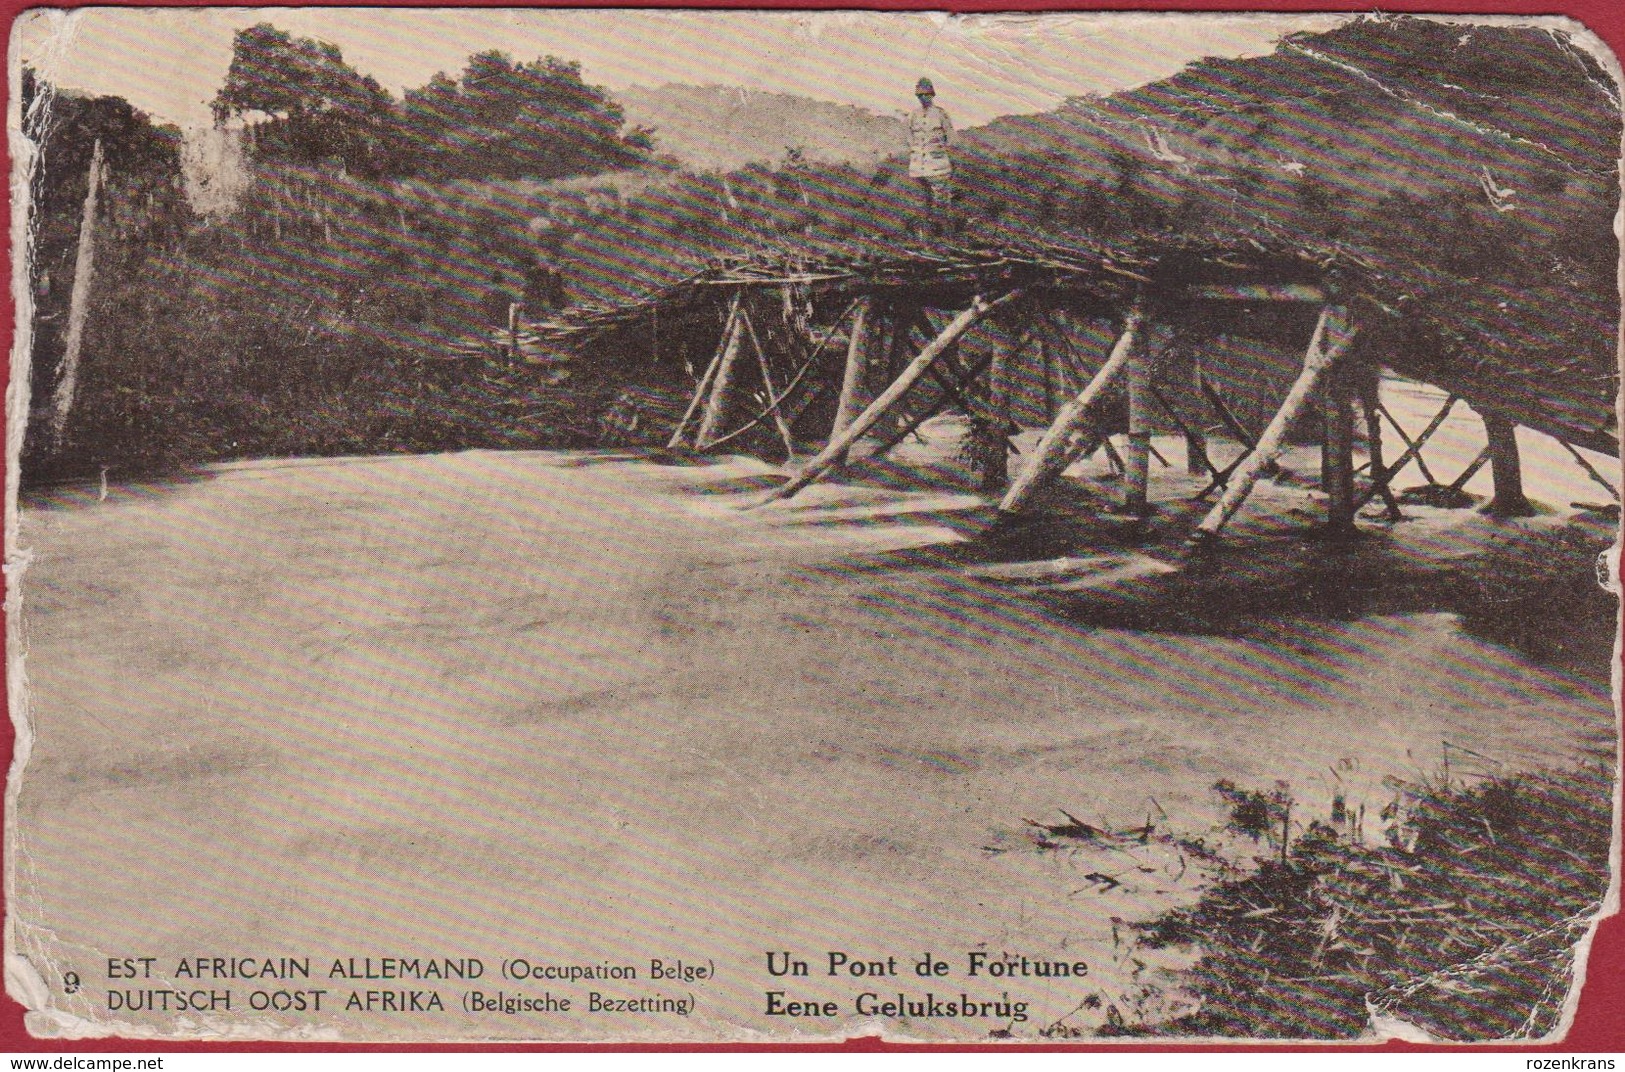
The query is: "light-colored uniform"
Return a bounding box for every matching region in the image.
[908,103,954,235]
[908,104,954,179]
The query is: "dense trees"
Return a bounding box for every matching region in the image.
[210,24,654,180]
[401,50,654,180]
[21,26,662,484]
[23,15,1613,486]
[211,23,396,175]
[23,67,187,252]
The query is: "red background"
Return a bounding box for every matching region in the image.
[1,0,1620,1055]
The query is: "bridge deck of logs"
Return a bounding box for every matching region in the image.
[535,238,1618,544]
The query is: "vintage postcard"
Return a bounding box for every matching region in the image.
[5,6,1622,1045]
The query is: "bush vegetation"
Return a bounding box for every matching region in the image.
[1113,762,1612,1039]
[18,15,1619,487]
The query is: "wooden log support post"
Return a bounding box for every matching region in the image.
[50,139,104,450]
[1483,412,1535,517]
[1186,397,1210,477]
[1191,305,1356,545]
[761,290,1022,504]
[1559,440,1621,503]
[739,307,796,459]
[666,299,738,449]
[979,326,1018,491]
[1355,394,1458,510]
[830,297,872,465]
[998,305,1144,517]
[1322,359,1359,539]
[1123,340,1154,515]
[693,296,745,450]
[1362,382,1403,520]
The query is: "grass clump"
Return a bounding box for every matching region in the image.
[1123,761,1613,1040]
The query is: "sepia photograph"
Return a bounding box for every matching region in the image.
[4,5,1622,1045]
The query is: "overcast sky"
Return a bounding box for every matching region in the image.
[14,8,1352,129]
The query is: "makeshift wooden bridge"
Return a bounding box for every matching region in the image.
[534,236,1619,544]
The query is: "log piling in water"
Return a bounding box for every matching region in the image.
[762,290,1022,504]
[1191,305,1356,544]
[694,297,745,450]
[1483,412,1535,518]
[1123,339,1153,516]
[830,297,872,465]
[998,305,1143,517]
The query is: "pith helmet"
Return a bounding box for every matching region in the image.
[915,77,936,95]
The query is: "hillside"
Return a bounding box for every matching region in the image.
[563,15,1621,453]
[944,15,1620,449]
[24,15,1620,484]
[619,83,906,171]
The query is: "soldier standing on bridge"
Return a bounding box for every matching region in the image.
[908,77,955,240]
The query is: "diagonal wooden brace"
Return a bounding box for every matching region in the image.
[1559,440,1621,502]
[739,306,796,459]
[1191,305,1357,544]
[1355,394,1457,509]
[870,346,1003,459]
[997,304,1144,517]
[700,305,856,454]
[1194,451,1251,503]
[759,290,1022,504]
[1447,445,1492,493]
[1197,368,1260,450]
[693,295,746,450]
[667,300,736,449]
[1191,369,1262,501]
[1377,401,1442,485]
[1147,380,1220,481]
[926,359,980,415]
